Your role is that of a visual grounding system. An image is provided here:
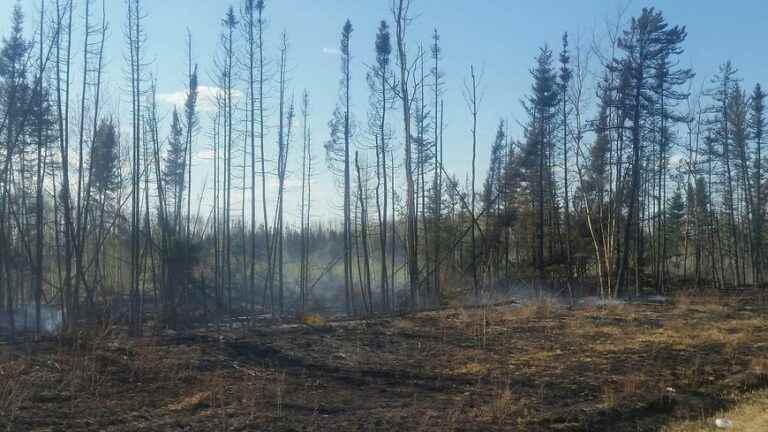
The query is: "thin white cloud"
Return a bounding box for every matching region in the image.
[322,47,341,56]
[157,85,241,113]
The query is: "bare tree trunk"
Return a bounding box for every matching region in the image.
[34,0,47,337]
[244,2,258,314]
[393,0,419,310]
[74,0,93,319]
[391,149,397,310]
[432,31,443,303]
[255,2,272,313]
[213,94,222,317]
[343,25,354,316]
[127,0,145,336]
[184,31,198,312]
[417,47,430,303]
[273,33,291,316]
[375,138,387,312]
[465,66,480,299]
[222,9,236,321]
[55,0,76,330]
[299,91,311,313]
[355,152,373,313]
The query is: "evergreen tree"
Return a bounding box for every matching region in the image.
[91,118,120,195]
[325,19,355,315]
[481,120,506,277]
[612,8,691,294]
[522,46,558,278]
[587,100,610,201]
[707,61,741,285]
[482,120,506,214]
[164,108,186,225]
[664,187,686,267]
[367,20,393,311]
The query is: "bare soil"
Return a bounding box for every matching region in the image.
[3,292,768,431]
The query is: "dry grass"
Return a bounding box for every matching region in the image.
[0,361,30,431]
[4,294,768,431]
[167,391,210,412]
[663,390,768,431]
[513,295,559,320]
[452,362,488,375]
[673,290,732,314]
[750,357,768,377]
[474,386,518,424]
[601,373,648,408]
[300,313,327,327]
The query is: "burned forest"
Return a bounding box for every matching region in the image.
[2,0,768,430]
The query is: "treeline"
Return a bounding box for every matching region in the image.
[485,14,767,299]
[0,1,764,339]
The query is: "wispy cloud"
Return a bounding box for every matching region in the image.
[157,85,241,113]
[322,47,341,56]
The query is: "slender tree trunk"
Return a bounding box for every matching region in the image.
[468,66,479,299]
[252,5,272,311]
[617,75,644,296]
[34,0,47,337]
[356,152,373,313]
[244,5,258,314]
[127,0,144,336]
[393,0,419,310]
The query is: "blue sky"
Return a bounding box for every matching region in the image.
[2,0,767,224]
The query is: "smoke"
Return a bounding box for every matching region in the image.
[0,304,63,335]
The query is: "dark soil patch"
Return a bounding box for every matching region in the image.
[3,296,768,431]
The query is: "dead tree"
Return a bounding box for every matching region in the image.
[33,0,48,337]
[182,31,199,307]
[219,7,238,319]
[126,0,146,335]
[430,29,444,303]
[241,0,259,312]
[392,0,420,309]
[355,151,373,313]
[54,0,75,330]
[463,65,481,299]
[272,32,292,315]
[299,90,312,312]
[368,20,393,312]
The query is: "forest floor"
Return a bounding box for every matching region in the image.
[3,291,768,431]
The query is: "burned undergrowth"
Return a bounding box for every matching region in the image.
[2,293,768,431]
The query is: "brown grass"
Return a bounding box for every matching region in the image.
[3,294,768,431]
[474,386,518,424]
[663,390,768,431]
[300,313,327,327]
[167,391,210,412]
[513,295,559,320]
[673,290,732,314]
[0,361,30,431]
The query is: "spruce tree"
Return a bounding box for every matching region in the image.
[164,108,186,225]
[612,8,691,294]
[367,20,393,311]
[522,46,558,280]
[707,61,741,286]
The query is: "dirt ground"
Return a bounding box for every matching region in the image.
[3,292,768,431]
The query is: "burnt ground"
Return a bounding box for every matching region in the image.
[3,293,768,431]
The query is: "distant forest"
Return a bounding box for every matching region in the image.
[0,0,765,339]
